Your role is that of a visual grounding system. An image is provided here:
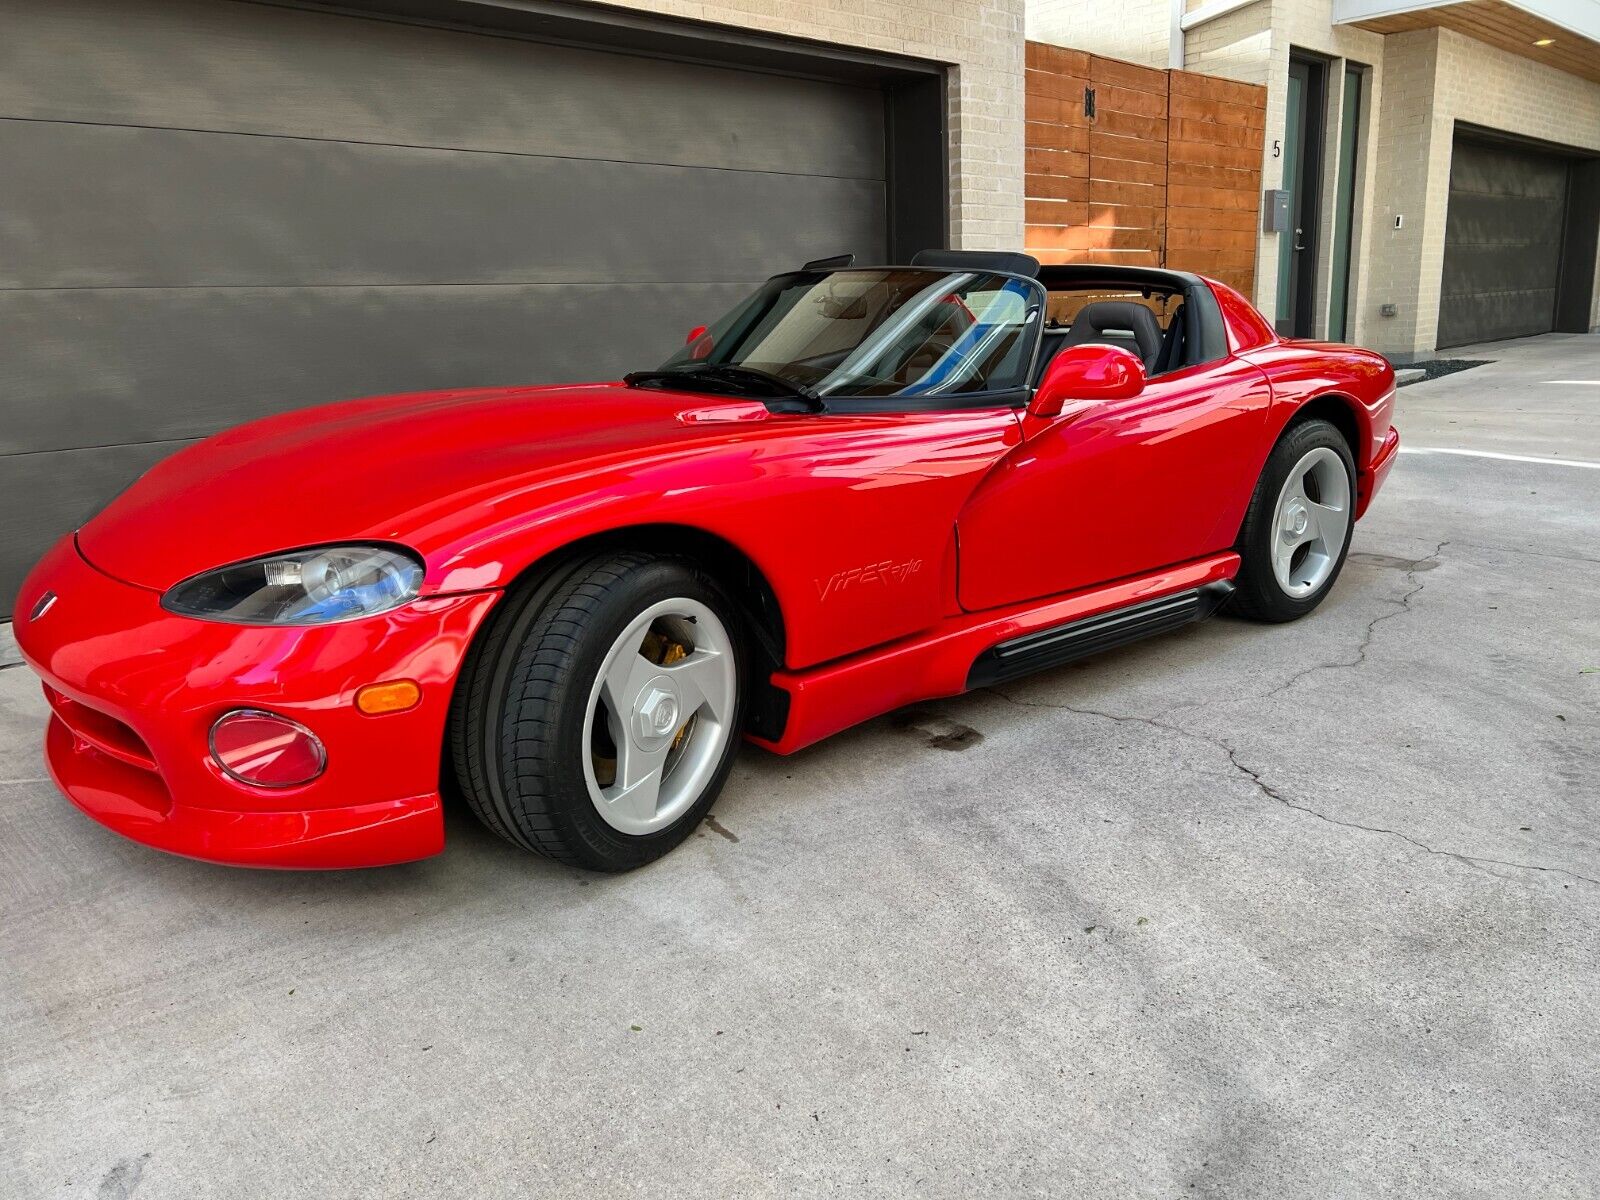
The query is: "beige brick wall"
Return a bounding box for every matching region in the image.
[1365,29,1442,358]
[1199,7,1600,356]
[1367,26,1600,357]
[1030,0,1600,358]
[1029,0,1172,68]
[1181,0,1386,334]
[621,0,1027,250]
[1183,5,1274,88]
[1027,0,1385,327]
[1272,0,1385,341]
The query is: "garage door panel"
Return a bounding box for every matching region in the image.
[0,0,912,614]
[1448,141,1567,198]
[0,0,886,179]
[1443,241,1564,298]
[2,282,770,455]
[0,440,192,612]
[1438,291,1556,346]
[1444,193,1567,245]
[1438,136,1570,348]
[1,121,887,289]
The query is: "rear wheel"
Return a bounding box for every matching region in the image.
[449,553,744,871]
[1229,417,1356,622]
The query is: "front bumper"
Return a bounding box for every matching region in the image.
[1357,425,1400,519]
[13,536,499,869]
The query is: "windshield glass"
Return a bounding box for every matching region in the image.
[653,268,1040,400]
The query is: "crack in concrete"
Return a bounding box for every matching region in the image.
[985,545,1599,888]
[1149,541,1450,728]
[1210,735,1600,889]
[1262,540,1450,700]
[1453,540,1600,568]
[983,683,1600,890]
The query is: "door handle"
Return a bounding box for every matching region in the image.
[1293,228,1306,252]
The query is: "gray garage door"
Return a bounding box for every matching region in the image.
[1438,135,1570,348]
[0,0,896,612]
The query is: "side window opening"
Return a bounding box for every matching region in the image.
[1035,286,1189,383]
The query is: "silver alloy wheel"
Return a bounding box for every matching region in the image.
[581,597,737,836]
[1271,445,1352,599]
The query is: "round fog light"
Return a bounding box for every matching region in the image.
[210,709,326,788]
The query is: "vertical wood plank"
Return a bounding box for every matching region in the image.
[1025,41,1267,297]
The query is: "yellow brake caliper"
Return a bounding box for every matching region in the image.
[596,631,685,785]
[660,640,691,751]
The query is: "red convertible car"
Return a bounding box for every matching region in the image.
[14,251,1398,872]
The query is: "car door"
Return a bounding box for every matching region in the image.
[955,354,1273,612]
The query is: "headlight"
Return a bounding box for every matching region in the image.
[162,544,424,625]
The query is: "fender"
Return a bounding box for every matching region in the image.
[419,407,1024,670]
[1204,275,1395,472]
[76,382,1022,672]
[1241,342,1397,471]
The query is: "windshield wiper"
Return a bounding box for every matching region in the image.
[700,364,826,410]
[625,364,825,411]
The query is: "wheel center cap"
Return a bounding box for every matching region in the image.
[1284,502,1309,537]
[634,677,680,744]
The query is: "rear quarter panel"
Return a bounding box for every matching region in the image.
[1239,341,1397,471]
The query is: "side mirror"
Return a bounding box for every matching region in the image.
[685,325,713,361]
[1027,344,1146,419]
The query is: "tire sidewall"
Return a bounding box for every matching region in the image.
[502,558,746,867]
[1241,418,1357,620]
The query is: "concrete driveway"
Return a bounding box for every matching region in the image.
[3,334,1597,1198]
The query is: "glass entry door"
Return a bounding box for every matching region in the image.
[1328,67,1363,342]
[1276,56,1327,336]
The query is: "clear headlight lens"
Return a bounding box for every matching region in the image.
[162,544,424,625]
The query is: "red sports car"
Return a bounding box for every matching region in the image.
[14,251,1398,872]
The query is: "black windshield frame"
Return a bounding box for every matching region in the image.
[636,266,1048,414]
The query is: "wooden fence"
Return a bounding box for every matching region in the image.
[1024,42,1267,297]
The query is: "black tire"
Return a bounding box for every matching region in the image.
[448,553,746,871]
[1228,417,1356,623]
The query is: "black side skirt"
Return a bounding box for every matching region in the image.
[966,580,1234,689]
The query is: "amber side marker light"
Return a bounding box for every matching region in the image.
[1533,37,1554,44]
[356,680,423,715]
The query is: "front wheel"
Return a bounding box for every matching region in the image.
[449,553,745,871]
[1229,417,1356,623]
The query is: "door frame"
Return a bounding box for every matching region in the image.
[1327,64,1365,343]
[1276,53,1328,337]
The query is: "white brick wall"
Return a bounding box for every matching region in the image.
[1175,0,1385,333]
[1025,0,1386,326]
[1026,0,1600,358]
[620,0,1027,250]
[1365,29,1441,358]
[1029,0,1172,68]
[1183,1,1275,88]
[1368,26,1600,357]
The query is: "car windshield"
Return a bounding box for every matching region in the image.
[646,268,1041,402]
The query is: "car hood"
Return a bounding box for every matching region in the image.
[77,382,779,592]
